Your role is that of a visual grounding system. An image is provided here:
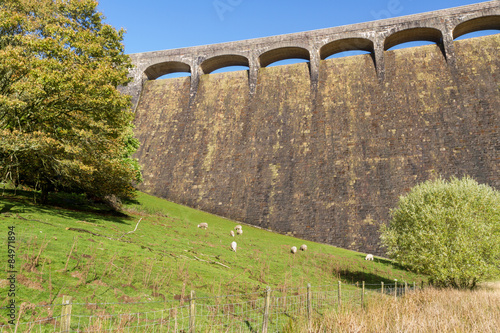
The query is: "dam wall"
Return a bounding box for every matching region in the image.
[132,33,499,254]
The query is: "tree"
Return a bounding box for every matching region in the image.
[380,176,500,289]
[0,0,142,205]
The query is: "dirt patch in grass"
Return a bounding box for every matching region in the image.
[17,274,43,291]
[92,279,108,287]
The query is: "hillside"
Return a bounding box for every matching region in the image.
[0,189,425,327]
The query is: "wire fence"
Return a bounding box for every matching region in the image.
[0,281,418,332]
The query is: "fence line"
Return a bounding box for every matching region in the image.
[0,281,419,332]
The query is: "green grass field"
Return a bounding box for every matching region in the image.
[0,188,426,328]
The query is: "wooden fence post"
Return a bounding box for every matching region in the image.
[394,280,398,300]
[307,284,312,330]
[413,281,416,292]
[337,281,342,309]
[361,281,365,307]
[174,308,178,333]
[60,295,73,333]
[381,281,384,295]
[189,290,196,333]
[261,287,271,333]
[405,282,408,296]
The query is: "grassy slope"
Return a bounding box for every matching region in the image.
[0,189,425,318]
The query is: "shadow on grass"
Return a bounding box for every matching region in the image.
[333,254,419,286]
[355,253,407,271]
[337,270,409,287]
[0,188,132,225]
[244,320,258,333]
[0,203,15,214]
[122,197,141,206]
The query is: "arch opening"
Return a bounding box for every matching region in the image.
[320,38,374,59]
[387,40,438,51]
[259,47,310,68]
[384,27,443,51]
[265,58,310,67]
[453,15,500,40]
[201,54,249,74]
[155,72,191,79]
[210,66,250,74]
[454,30,500,41]
[143,61,191,80]
[324,50,372,60]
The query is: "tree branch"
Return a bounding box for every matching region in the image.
[118,218,142,239]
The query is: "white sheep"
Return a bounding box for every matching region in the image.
[197,223,208,229]
[365,254,374,261]
[230,230,235,237]
[290,246,297,254]
[234,225,242,231]
[300,244,307,251]
[231,241,237,252]
[236,228,243,235]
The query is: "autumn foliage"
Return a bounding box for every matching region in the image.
[0,0,141,204]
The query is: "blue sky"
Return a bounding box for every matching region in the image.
[97,0,493,55]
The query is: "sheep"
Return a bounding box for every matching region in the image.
[365,254,374,261]
[290,246,297,254]
[300,244,307,251]
[234,225,242,231]
[230,230,235,237]
[236,228,243,235]
[197,223,208,229]
[231,241,237,252]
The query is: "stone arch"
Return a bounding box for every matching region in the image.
[143,61,191,80]
[384,27,443,51]
[320,38,374,60]
[200,54,250,74]
[259,47,310,68]
[453,15,500,40]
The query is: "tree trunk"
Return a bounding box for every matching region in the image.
[40,184,49,204]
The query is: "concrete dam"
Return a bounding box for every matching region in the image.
[127,1,500,255]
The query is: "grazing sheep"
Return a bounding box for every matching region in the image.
[300,244,307,251]
[234,225,242,231]
[230,230,235,237]
[231,241,237,252]
[365,254,374,261]
[197,223,208,229]
[236,228,243,235]
[290,246,297,254]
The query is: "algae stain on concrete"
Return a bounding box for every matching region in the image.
[133,34,500,255]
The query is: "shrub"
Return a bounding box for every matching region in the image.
[380,176,500,289]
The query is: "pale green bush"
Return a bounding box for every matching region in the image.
[380,176,500,289]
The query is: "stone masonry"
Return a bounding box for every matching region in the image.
[127,1,500,254]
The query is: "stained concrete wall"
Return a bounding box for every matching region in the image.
[133,34,500,255]
[124,1,500,111]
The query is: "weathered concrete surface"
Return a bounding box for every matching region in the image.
[130,2,500,255]
[133,34,499,255]
[124,1,500,109]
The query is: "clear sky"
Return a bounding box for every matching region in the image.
[96,0,492,55]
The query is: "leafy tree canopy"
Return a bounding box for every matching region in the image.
[0,0,141,205]
[380,176,500,289]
